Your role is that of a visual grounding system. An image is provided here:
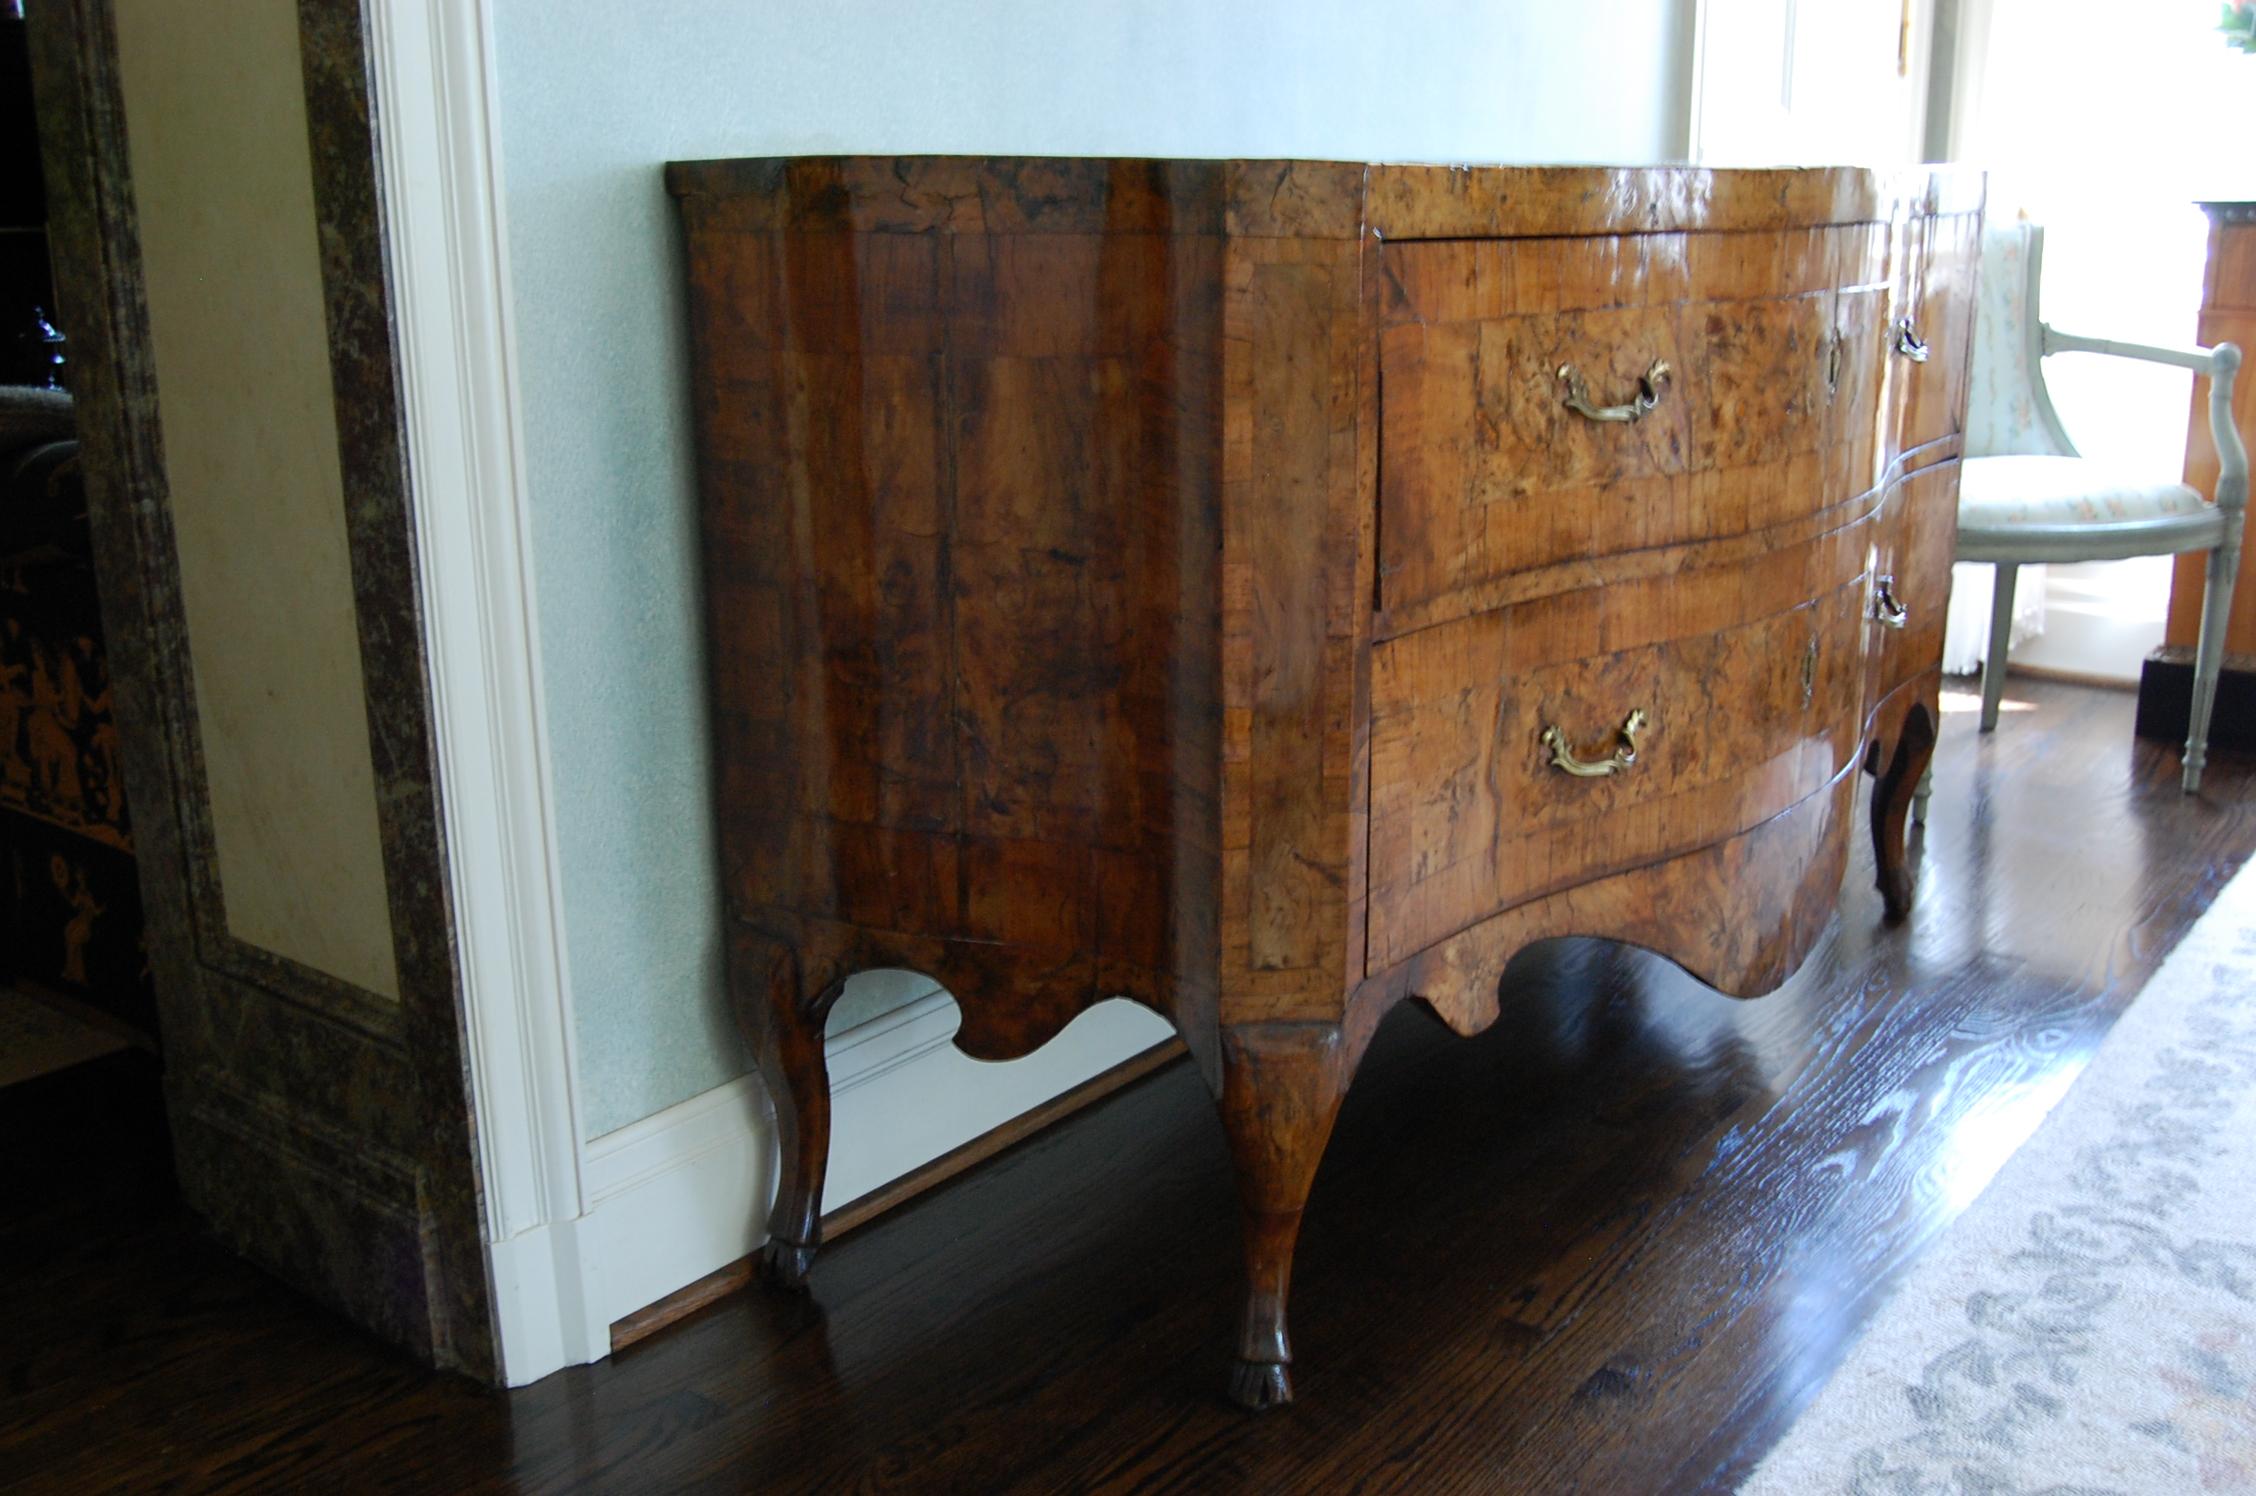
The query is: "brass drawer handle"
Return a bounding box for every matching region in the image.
[1558,359,1671,423]
[1892,317,1929,363]
[1873,574,1910,630]
[1541,708,1649,779]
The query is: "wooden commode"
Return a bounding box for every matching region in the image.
[665,157,1980,1408]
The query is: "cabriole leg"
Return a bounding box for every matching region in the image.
[1872,705,1938,922]
[1216,1022,1356,1410]
[730,929,840,1290]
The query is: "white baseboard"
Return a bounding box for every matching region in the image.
[496,994,1174,1385]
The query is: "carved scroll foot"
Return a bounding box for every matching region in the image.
[1227,1356,1295,1410]
[731,928,841,1293]
[1877,862,1915,924]
[757,1235,818,1291]
[1870,706,1937,924]
[1216,1022,1356,1411]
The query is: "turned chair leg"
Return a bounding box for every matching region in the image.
[2184,529,2243,793]
[1215,1022,1357,1411]
[1979,561,2019,734]
[730,930,840,1289]
[1872,705,1937,922]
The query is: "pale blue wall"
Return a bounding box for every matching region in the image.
[489,0,1697,1140]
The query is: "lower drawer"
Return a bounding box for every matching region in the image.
[1869,460,1959,701]
[1365,522,1873,973]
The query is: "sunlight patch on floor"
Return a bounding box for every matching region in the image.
[1928,1064,2086,1216]
[1939,688,2038,716]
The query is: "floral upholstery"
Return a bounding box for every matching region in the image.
[1965,223,2068,461]
[1959,454,2207,531]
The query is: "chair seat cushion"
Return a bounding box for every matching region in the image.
[1959,454,2207,529]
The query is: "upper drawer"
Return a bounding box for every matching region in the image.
[1892,211,1980,460]
[1375,228,1864,630]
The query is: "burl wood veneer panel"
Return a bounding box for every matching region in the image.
[1219,228,1371,1016]
[1376,227,1845,626]
[1376,761,1863,1041]
[679,167,1228,1073]
[1829,221,1898,505]
[1367,522,1872,971]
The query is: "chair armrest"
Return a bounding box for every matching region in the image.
[2042,331,2246,514]
[2042,326,2223,374]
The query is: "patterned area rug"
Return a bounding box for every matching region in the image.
[0,986,128,1089]
[1743,861,2256,1493]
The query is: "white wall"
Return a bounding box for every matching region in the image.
[487,0,1702,1143]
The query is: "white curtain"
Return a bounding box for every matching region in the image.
[1941,559,2045,676]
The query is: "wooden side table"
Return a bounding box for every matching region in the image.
[2140,200,2256,749]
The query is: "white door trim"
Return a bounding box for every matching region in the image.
[365,0,597,1383]
[1680,0,1712,162]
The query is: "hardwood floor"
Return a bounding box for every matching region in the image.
[3,678,2251,1493]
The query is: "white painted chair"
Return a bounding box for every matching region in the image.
[1946,222,2247,800]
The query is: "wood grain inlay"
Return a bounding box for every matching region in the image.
[1376,228,1869,623]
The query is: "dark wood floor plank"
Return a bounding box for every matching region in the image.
[3,679,2251,1494]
